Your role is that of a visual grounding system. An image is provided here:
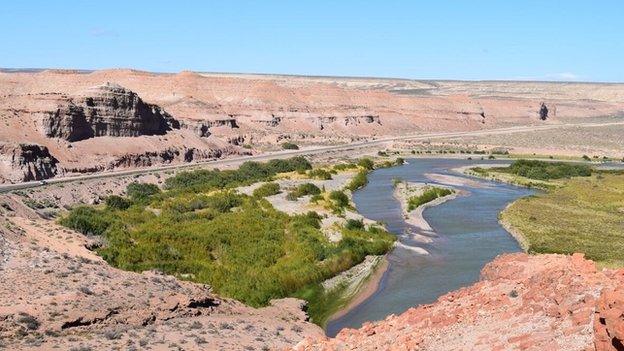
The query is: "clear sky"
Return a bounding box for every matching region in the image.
[1,1,622,82]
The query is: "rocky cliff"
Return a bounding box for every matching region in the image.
[295,253,624,351]
[42,83,180,142]
[0,142,59,182]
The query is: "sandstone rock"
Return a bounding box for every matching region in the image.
[0,142,59,182]
[296,253,624,351]
[43,83,180,142]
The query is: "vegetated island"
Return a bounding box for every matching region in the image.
[393,180,457,249]
[58,156,404,327]
[466,159,624,267]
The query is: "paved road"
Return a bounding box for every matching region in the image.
[2,121,623,193]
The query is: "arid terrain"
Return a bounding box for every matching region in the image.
[295,253,624,351]
[1,69,624,183]
[2,70,624,351]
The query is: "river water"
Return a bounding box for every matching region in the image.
[326,158,534,336]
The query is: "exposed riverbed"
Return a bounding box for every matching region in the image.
[326,158,534,336]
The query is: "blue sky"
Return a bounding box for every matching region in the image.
[1,1,622,82]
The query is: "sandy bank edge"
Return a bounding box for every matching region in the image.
[326,255,389,324]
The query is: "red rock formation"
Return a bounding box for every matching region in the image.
[295,253,624,351]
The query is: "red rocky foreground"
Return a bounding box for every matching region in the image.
[295,253,624,351]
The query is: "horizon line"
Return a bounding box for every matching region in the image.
[1,66,623,85]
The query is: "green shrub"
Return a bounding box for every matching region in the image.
[59,206,113,236]
[105,195,132,210]
[282,142,299,150]
[307,169,332,180]
[333,163,358,171]
[408,187,453,211]
[253,183,281,198]
[287,183,321,200]
[504,160,592,180]
[346,170,368,191]
[165,157,311,192]
[127,183,161,201]
[329,190,350,209]
[357,158,374,170]
[345,219,364,230]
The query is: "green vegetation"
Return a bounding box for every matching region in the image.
[407,187,453,211]
[501,172,624,267]
[164,157,311,193]
[252,182,281,198]
[357,158,374,171]
[286,183,321,200]
[59,170,395,319]
[346,170,369,191]
[105,195,132,210]
[126,182,161,202]
[332,163,358,172]
[502,159,592,180]
[469,159,594,189]
[307,168,333,180]
[376,157,405,169]
[327,190,350,213]
[281,142,299,150]
[345,218,365,230]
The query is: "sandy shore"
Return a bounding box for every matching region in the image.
[326,255,389,323]
[393,181,460,245]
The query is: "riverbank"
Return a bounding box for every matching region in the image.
[324,255,389,325]
[460,161,624,268]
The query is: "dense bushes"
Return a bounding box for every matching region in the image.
[59,188,394,310]
[58,156,399,323]
[504,160,592,180]
[307,169,333,180]
[333,163,358,171]
[252,182,281,198]
[345,218,364,230]
[59,206,113,236]
[127,183,161,202]
[408,187,453,211]
[357,158,374,170]
[346,170,368,191]
[287,183,321,200]
[281,142,299,150]
[164,157,311,192]
[105,195,132,210]
[329,190,350,209]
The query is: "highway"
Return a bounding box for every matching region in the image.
[1,121,622,193]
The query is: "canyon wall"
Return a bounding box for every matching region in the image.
[1,69,623,183]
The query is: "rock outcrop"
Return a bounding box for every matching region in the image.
[295,253,624,351]
[43,83,180,142]
[0,142,59,182]
[106,146,247,169]
[539,102,556,120]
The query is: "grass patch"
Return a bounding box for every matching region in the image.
[501,172,624,266]
[407,187,453,211]
[252,182,281,198]
[286,183,321,200]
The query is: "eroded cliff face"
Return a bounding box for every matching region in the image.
[295,253,624,351]
[0,142,59,182]
[42,83,180,142]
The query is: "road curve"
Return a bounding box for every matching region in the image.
[1,121,622,193]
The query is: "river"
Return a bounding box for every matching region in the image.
[326,158,535,336]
